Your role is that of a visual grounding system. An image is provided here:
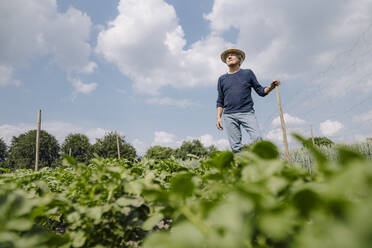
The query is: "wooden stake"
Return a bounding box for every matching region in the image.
[35,109,41,171]
[116,134,121,159]
[310,125,315,146]
[275,87,290,161]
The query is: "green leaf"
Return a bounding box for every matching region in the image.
[338,147,364,165]
[86,206,102,221]
[71,231,86,248]
[126,181,143,195]
[62,154,77,167]
[206,151,234,171]
[143,213,164,231]
[116,197,144,207]
[251,140,279,159]
[0,232,17,243]
[292,186,322,217]
[170,173,195,198]
[143,222,204,248]
[259,208,297,240]
[67,212,80,223]
[266,176,288,195]
[35,180,50,194]
[5,218,33,231]
[293,133,327,171]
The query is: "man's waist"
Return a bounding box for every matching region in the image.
[223,107,254,114]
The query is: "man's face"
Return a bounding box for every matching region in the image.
[225,53,240,66]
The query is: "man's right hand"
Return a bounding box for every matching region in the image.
[216,118,223,130]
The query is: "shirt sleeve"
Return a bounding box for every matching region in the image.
[249,70,268,97]
[216,77,224,108]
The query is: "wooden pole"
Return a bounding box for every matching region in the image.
[116,134,121,159]
[310,125,315,146]
[35,109,41,171]
[275,87,290,161]
[69,148,72,156]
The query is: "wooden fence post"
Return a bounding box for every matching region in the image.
[116,134,121,159]
[275,87,290,161]
[310,125,315,146]
[35,109,41,171]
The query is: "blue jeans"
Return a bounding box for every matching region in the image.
[223,110,263,152]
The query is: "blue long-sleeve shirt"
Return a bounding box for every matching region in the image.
[216,69,268,114]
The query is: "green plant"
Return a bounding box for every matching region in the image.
[305,136,334,147]
[145,146,174,160]
[143,136,372,248]
[7,130,60,169]
[0,137,7,166]
[61,133,92,163]
[0,184,69,248]
[173,140,208,160]
[92,132,136,159]
[1,135,372,247]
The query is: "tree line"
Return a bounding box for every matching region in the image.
[0,131,218,170]
[145,140,217,160]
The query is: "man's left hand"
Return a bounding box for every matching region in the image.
[271,79,280,89]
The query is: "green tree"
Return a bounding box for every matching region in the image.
[92,132,136,159]
[206,145,219,157]
[207,145,217,154]
[61,133,92,163]
[0,138,8,166]
[306,136,334,147]
[145,146,174,160]
[7,130,60,169]
[173,140,208,160]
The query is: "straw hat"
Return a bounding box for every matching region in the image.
[220,48,245,63]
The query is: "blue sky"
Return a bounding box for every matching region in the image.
[1,0,372,155]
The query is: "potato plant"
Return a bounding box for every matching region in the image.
[0,136,371,248]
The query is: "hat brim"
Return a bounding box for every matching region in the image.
[221,48,245,63]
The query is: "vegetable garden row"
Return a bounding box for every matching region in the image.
[1,136,372,247]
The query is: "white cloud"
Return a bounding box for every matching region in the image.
[150,131,229,150]
[152,131,179,147]
[0,124,33,144]
[45,7,96,74]
[146,97,199,108]
[0,122,110,144]
[83,128,110,143]
[353,110,372,122]
[131,138,148,156]
[204,0,372,97]
[354,134,369,142]
[0,65,20,86]
[266,128,286,144]
[0,0,96,78]
[69,78,98,94]
[95,0,372,98]
[41,122,111,144]
[320,120,344,136]
[272,113,306,127]
[197,134,230,150]
[266,113,308,147]
[265,127,306,146]
[96,0,227,95]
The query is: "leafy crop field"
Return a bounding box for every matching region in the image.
[1,137,372,248]
[285,141,372,172]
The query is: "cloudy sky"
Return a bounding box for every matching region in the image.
[1,0,372,155]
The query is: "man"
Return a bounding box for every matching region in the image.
[216,48,280,152]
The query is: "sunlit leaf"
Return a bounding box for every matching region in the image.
[251,140,279,159]
[143,213,164,231]
[170,173,195,198]
[71,231,86,248]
